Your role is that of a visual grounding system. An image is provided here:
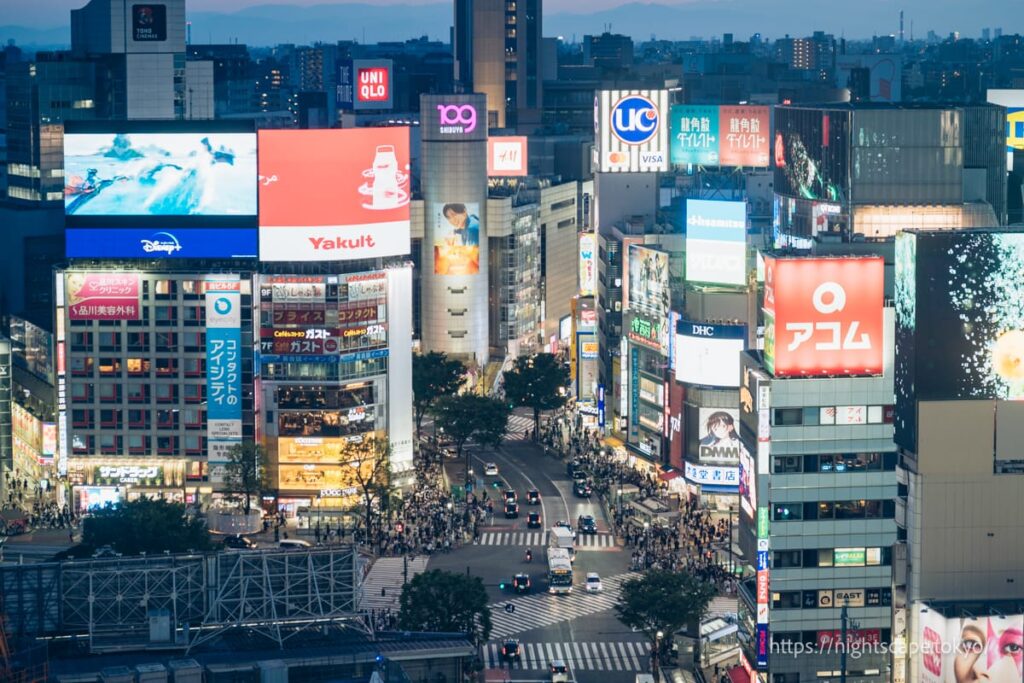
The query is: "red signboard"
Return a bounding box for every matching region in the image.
[718,106,770,167]
[356,66,389,102]
[815,629,881,649]
[66,273,141,320]
[756,570,769,603]
[764,256,884,377]
[258,128,411,261]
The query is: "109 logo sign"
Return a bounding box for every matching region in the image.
[437,104,477,134]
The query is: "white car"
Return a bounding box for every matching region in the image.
[585,572,603,593]
[484,463,499,476]
[550,659,569,683]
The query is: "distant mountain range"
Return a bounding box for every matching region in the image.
[0,0,1014,49]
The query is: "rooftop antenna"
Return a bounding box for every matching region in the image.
[899,9,904,44]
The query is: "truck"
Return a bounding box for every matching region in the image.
[548,525,576,562]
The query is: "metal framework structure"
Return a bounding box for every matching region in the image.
[0,547,361,653]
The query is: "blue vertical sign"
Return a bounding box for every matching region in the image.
[630,348,640,427]
[206,282,242,478]
[597,384,606,431]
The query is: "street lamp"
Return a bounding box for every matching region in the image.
[653,630,664,681]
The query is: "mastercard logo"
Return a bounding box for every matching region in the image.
[608,151,628,164]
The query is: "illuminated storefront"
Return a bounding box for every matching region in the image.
[67,458,188,510]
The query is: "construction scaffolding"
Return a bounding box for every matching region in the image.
[0,546,360,654]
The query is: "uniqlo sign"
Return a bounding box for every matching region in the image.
[764,256,883,377]
[357,67,389,102]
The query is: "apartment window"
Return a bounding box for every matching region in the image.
[154,306,178,326]
[156,358,179,378]
[183,305,205,325]
[71,409,94,429]
[127,435,150,455]
[71,356,94,377]
[183,408,203,429]
[71,383,93,403]
[155,384,178,404]
[127,332,149,352]
[184,384,205,403]
[98,384,121,403]
[98,358,122,377]
[156,436,178,455]
[99,434,120,455]
[157,409,179,429]
[184,435,204,456]
[99,409,121,429]
[126,358,151,377]
[154,280,178,299]
[127,409,149,429]
[183,332,205,353]
[155,332,178,352]
[127,384,150,404]
[183,357,205,377]
[98,331,121,351]
[73,435,94,455]
[71,332,93,352]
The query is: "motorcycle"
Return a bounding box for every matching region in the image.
[525,549,533,563]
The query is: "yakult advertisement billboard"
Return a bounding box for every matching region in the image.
[596,90,670,173]
[258,128,411,262]
[764,256,884,378]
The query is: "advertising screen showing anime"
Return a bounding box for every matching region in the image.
[433,202,481,275]
[896,230,1024,408]
[773,107,849,202]
[258,128,411,261]
[628,245,670,318]
[697,408,749,463]
[64,132,257,216]
[685,199,747,286]
[764,255,884,378]
[916,606,1024,683]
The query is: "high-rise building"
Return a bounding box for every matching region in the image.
[453,0,542,130]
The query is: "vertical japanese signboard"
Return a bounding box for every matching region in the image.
[206,280,242,480]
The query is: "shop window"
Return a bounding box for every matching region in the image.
[127,358,151,377]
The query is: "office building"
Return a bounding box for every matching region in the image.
[454,0,542,130]
[736,255,897,683]
[893,228,1024,683]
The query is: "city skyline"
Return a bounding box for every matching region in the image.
[2,0,1023,44]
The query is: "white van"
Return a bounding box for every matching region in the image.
[278,538,312,550]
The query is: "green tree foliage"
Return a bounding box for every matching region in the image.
[343,436,393,538]
[432,394,510,464]
[614,569,716,647]
[221,441,268,516]
[399,569,493,644]
[501,353,570,437]
[412,352,466,438]
[82,498,212,555]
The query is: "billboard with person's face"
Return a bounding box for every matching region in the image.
[258,128,411,261]
[916,605,1024,683]
[433,202,481,275]
[697,408,749,464]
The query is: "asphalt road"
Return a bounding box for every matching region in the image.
[427,430,651,683]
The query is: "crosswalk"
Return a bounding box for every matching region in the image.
[488,571,633,639]
[505,414,535,438]
[358,555,429,610]
[477,532,616,548]
[484,640,651,672]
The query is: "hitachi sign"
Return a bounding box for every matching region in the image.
[308,235,377,251]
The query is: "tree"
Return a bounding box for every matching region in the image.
[398,569,492,644]
[615,570,716,672]
[432,394,510,479]
[222,441,268,516]
[502,353,570,438]
[82,498,212,555]
[412,351,466,439]
[343,436,393,540]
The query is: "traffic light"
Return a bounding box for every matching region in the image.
[492,481,500,489]
[499,581,507,590]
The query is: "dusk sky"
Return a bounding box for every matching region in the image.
[2,0,1021,39]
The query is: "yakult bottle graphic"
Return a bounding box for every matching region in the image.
[360,144,408,210]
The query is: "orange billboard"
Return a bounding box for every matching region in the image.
[718,106,770,167]
[764,256,884,378]
[258,128,411,262]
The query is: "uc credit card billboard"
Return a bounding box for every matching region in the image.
[596,90,670,173]
[258,128,411,262]
[764,255,884,378]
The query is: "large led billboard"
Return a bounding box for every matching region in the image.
[675,320,746,387]
[773,107,849,202]
[338,59,394,111]
[696,408,747,464]
[66,228,257,259]
[628,244,670,318]
[596,90,670,173]
[669,105,770,167]
[66,273,141,321]
[421,93,487,143]
[764,256,884,378]
[915,605,1023,683]
[896,230,1024,408]
[685,199,747,286]
[987,90,1024,172]
[432,202,480,275]
[487,136,528,176]
[64,131,257,216]
[258,128,411,262]
[579,233,597,296]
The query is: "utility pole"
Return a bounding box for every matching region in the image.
[840,601,849,683]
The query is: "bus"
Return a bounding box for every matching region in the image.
[547,547,573,594]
